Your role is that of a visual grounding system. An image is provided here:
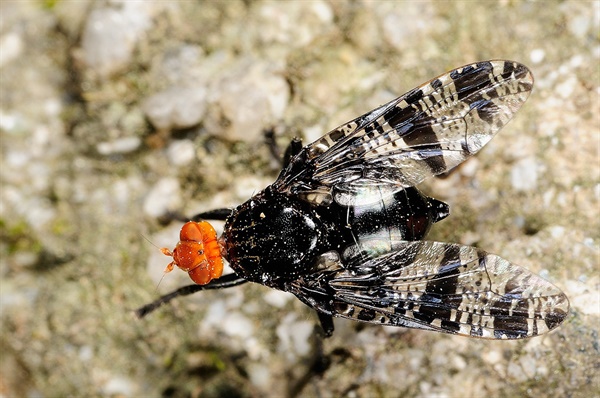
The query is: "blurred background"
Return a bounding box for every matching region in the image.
[1,1,598,397]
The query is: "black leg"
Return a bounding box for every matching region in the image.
[189,208,233,222]
[264,128,282,164]
[156,211,189,224]
[317,311,335,337]
[158,208,233,224]
[283,137,303,168]
[265,128,303,168]
[135,273,247,318]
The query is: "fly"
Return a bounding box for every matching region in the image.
[136,60,569,339]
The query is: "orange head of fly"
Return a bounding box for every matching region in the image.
[161,221,224,285]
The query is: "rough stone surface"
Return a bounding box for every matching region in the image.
[0,1,598,397]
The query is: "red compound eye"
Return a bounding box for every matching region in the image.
[161,221,224,285]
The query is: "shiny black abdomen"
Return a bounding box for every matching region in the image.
[341,187,448,243]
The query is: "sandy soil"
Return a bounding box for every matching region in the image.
[1,1,598,397]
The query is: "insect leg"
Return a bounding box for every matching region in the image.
[283,137,303,168]
[157,209,231,224]
[135,273,247,317]
[264,128,283,163]
[317,311,335,337]
[188,208,233,222]
[265,128,303,168]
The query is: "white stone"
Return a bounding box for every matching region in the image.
[222,312,255,339]
[0,32,23,67]
[263,290,293,308]
[555,76,577,99]
[276,313,313,362]
[143,177,181,218]
[204,59,289,142]
[530,49,545,64]
[247,363,271,389]
[81,3,159,76]
[96,136,141,155]
[571,291,600,315]
[166,139,196,167]
[143,86,208,130]
[102,376,135,397]
[510,157,538,191]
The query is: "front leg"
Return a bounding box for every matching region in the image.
[158,208,233,224]
[135,273,247,317]
[265,128,303,168]
[189,208,233,222]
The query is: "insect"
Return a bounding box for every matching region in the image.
[137,60,569,339]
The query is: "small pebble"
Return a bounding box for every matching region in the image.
[143,177,181,218]
[96,136,141,155]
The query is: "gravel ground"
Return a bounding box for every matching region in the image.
[1,1,598,397]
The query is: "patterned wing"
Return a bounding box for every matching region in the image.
[276,60,533,204]
[291,241,569,339]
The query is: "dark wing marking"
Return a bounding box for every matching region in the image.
[290,241,569,339]
[276,60,533,205]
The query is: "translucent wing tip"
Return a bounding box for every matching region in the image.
[455,60,534,155]
[483,254,570,339]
